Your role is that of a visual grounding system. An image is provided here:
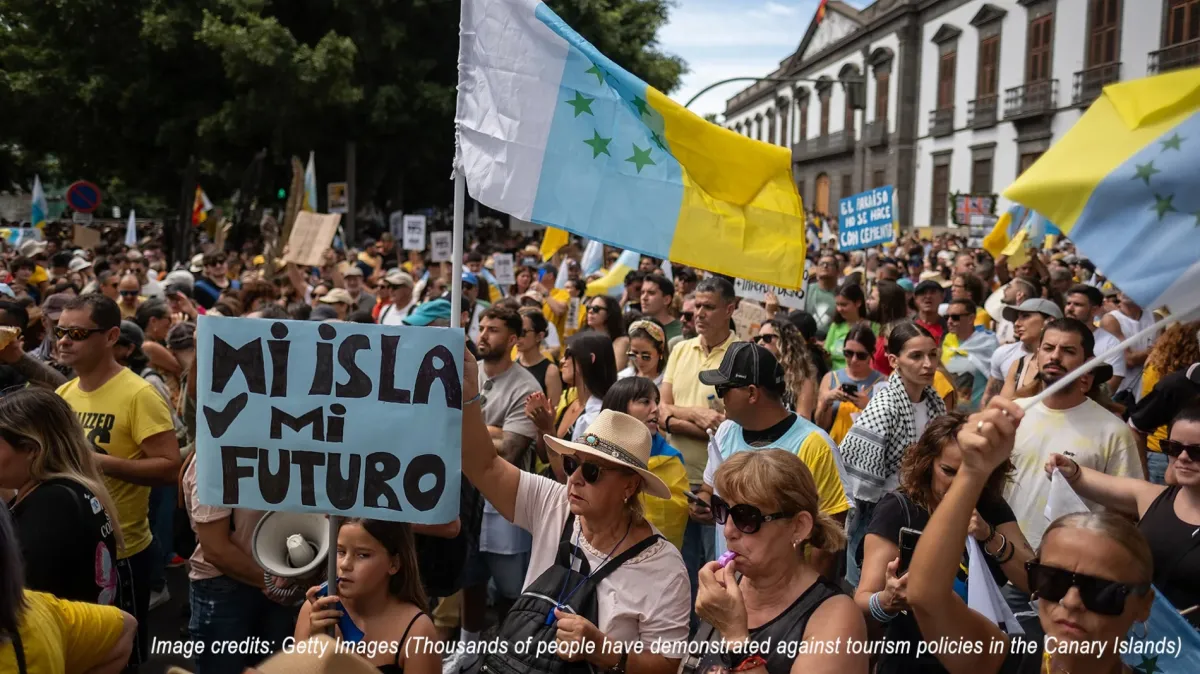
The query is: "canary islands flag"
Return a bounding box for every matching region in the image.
[303,152,318,212]
[1005,69,1200,313]
[30,175,48,229]
[455,0,806,289]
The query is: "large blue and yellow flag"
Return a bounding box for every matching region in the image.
[455,0,806,289]
[1005,69,1200,313]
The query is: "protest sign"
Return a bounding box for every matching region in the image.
[838,186,895,252]
[284,212,341,267]
[72,211,94,225]
[403,215,427,251]
[734,277,806,311]
[73,224,101,250]
[493,253,515,285]
[195,317,463,523]
[389,211,404,240]
[431,231,453,262]
[327,182,348,214]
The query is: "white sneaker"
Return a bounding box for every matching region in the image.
[149,587,171,611]
[441,648,474,674]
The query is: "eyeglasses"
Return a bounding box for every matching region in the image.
[844,349,870,361]
[119,290,140,298]
[715,383,748,399]
[709,494,793,534]
[752,334,777,345]
[626,351,654,362]
[1025,561,1149,616]
[561,454,628,484]
[55,326,106,341]
[681,311,694,322]
[587,305,606,314]
[946,313,970,322]
[1161,439,1200,461]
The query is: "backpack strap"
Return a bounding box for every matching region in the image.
[587,533,663,586]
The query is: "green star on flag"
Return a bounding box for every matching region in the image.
[1136,655,1161,674]
[631,96,651,118]
[1161,133,1184,151]
[625,144,655,173]
[1152,193,1177,220]
[565,91,595,117]
[583,131,612,158]
[585,64,605,85]
[1133,161,1160,186]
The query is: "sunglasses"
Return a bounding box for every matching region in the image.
[946,313,970,321]
[55,326,106,341]
[715,383,749,399]
[752,334,777,345]
[119,290,140,298]
[844,349,870,361]
[562,454,628,484]
[626,351,654,362]
[1026,561,1149,616]
[1160,439,1200,461]
[709,494,793,534]
[587,305,606,314]
[681,311,694,321]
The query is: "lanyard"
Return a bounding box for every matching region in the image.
[545,518,631,626]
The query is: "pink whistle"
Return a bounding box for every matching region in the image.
[718,551,738,567]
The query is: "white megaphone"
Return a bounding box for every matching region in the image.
[251,511,331,578]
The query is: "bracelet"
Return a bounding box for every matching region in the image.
[1066,459,1082,483]
[733,655,767,672]
[664,415,674,434]
[869,591,899,623]
[464,392,483,406]
[985,533,1008,558]
[982,522,997,545]
[996,541,1017,564]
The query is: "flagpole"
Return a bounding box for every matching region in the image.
[451,171,466,330]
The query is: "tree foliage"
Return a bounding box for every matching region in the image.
[0,0,684,227]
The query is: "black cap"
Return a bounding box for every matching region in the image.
[699,342,786,393]
[914,279,945,296]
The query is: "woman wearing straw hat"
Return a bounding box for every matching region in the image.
[461,348,690,674]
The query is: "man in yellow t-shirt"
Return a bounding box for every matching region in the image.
[55,294,180,669]
[698,342,850,579]
[534,263,569,337]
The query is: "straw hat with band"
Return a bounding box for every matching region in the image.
[544,409,671,499]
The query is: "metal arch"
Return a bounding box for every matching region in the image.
[684,74,869,110]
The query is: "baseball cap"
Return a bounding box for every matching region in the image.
[118,321,145,350]
[69,257,92,273]
[403,299,452,327]
[896,278,915,292]
[1002,298,1064,323]
[342,265,364,278]
[42,293,73,320]
[319,288,354,305]
[698,342,786,394]
[384,270,414,288]
[461,271,478,286]
[914,279,945,295]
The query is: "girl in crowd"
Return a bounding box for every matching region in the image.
[855,413,1033,674]
[1,388,122,605]
[755,319,819,420]
[907,398,1156,674]
[462,346,691,674]
[1139,321,1200,484]
[300,519,440,674]
[1046,403,1200,627]
[602,376,690,549]
[510,265,536,298]
[585,294,629,371]
[691,450,868,673]
[841,321,946,585]
[867,280,911,375]
[816,323,885,445]
[515,307,562,406]
[619,319,668,386]
[824,283,878,371]
[527,332,618,465]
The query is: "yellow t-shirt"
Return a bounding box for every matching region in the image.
[797,432,852,517]
[1142,365,1167,453]
[1,591,126,674]
[29,264,48,285]
[663,332,740,484]
[542,287,571,337]
[58,369,176,558]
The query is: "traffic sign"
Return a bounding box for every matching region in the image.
[65,181,103,214]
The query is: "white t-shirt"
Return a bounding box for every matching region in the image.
[1091,327,1127,379]
[912,402,930,439]
[989,342,1030,381]
[1107,310,1158,401]
[379,299,416,325]
[514,472,691,645]
[1004,397,1143,548]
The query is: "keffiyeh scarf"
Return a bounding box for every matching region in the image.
[840,371,947,503]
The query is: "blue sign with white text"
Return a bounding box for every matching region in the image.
[838,186,895,251]
[195,316,463,524]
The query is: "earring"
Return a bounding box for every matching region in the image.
[1133,620,1149,639]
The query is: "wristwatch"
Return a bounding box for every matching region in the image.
[607,652,628,674]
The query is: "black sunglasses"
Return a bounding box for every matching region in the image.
[562,454,629,484]
[714,383,749,399]
[55,326,106,341]
[680,311,694,321]
[1026,561,1150,616]
[709,494,793,534]
[752,334,777,345]
[844,349,870,361]
[119,290,140,297]
[587,305,606,314]
[1161,439,1200,461]
[946,312,970,321]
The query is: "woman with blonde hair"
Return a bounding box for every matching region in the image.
[754,319,819,420]
[688,449,868,674]
[0,387,122,605]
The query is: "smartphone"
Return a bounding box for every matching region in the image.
[840,383,859,396]
[685,491,710,510]
[898,527,922,575]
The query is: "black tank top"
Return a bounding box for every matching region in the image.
[376,611,425,674]
[1138,486,1200,626]
[521,358,552,395]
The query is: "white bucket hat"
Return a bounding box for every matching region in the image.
[544,409,671,499]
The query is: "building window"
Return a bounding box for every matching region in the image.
[1087,0,1120,66]
[931,160,951,226]
[971,158,994,194]
[815,173,831,215]
[875,71,890,121]
[1027,12,1054,83]
[767,111,777,145]
[873,170,887,189]
[938,51,957,109]
[799,101,809,142]
[1019,151,1043,175]
[844,98,856,135]
[977,35,1000,98]
[841,174,854,202]
[820,92,831,136]
[1166,0,1200,46]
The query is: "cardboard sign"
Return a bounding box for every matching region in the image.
[327,182,348,214]
[73,224,101,250]
[195,317,464,523]
[838,186,895,251]
[493,253,515,285]
[431,231,453,262]
[285,212,342,267]
[403,215,427,251]
[733,277,806,311]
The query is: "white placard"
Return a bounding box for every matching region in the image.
[734,278,806,311]
[71,211,94,225]
[431,231,453,262]
[112,207,122,219]
[389,211,404,239]
[493,253,515,285]
[403,214,427,251]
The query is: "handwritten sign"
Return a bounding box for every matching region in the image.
[493,253,515,286]
[838,186,895,252]
[327,182,348,214]
[734,277,806,311]
[73,224,101,250]
[285,212,341,267]
[431,231,453,263]
[195,317,463,523]
[403,215,427,251]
